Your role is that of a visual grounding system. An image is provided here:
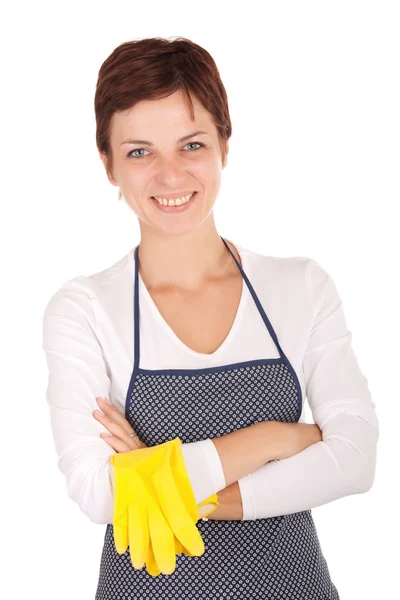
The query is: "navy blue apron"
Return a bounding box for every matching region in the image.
[95,236,340,599]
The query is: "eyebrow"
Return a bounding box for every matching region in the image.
[120,130,209,146]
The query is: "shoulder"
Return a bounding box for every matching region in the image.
[235,243,342,319]
[236,242,313,287]
[42,248,134,323]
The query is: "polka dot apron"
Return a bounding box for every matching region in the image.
[95,237,340,599]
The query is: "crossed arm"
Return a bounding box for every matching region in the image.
[43,258,379,525]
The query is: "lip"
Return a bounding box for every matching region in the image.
[151,191,197,213]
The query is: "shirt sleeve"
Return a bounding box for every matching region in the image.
[42,278,226,525]
[237,258,380,520]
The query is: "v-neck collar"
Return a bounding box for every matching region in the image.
[130,241,249,359]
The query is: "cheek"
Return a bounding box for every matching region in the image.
[205,165,223,191]
[121,171,148,193]
[196,159,222,182]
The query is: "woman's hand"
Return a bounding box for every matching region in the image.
[93,397,147,452]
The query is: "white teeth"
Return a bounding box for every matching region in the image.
[153,192,195,206]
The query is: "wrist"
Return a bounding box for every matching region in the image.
[207,481,243,521]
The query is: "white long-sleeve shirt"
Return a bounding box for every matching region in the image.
[41,241,379,524]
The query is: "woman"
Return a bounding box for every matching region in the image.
[42,37,379,599]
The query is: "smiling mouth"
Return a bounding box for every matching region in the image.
[150,192,198,213]
[151,191,196,206]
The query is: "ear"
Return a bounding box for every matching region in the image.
[98,151,118,186]
[222,139,229,169]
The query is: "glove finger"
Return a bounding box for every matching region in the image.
[113,506,129,554]
[174,536,183,555]
[154,466,205,557]
[146,536,162,577]
[128,500,149,570]
[111,453,135,554]
[146,486,177,575]
[178,534,197,557]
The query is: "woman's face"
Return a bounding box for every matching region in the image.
[100,89,228,236]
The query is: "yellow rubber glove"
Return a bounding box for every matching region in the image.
[169,438,220,521]
[167,438,219,557]
[110,438,206,576]
[174,493,219,557]
[143,439,220,574]
[145,492,220,576]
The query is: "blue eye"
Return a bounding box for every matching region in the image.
[128,148,149,159]
[185,142,204,151]
[127,141,204,159]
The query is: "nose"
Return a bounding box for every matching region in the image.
[155,155,189,188]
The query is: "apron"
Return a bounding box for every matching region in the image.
[95,236,340,599]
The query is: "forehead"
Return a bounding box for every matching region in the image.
[110,91,214,141]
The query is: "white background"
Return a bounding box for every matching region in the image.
[2,1,398,598]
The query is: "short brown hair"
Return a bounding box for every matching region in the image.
[94,36,232,180]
